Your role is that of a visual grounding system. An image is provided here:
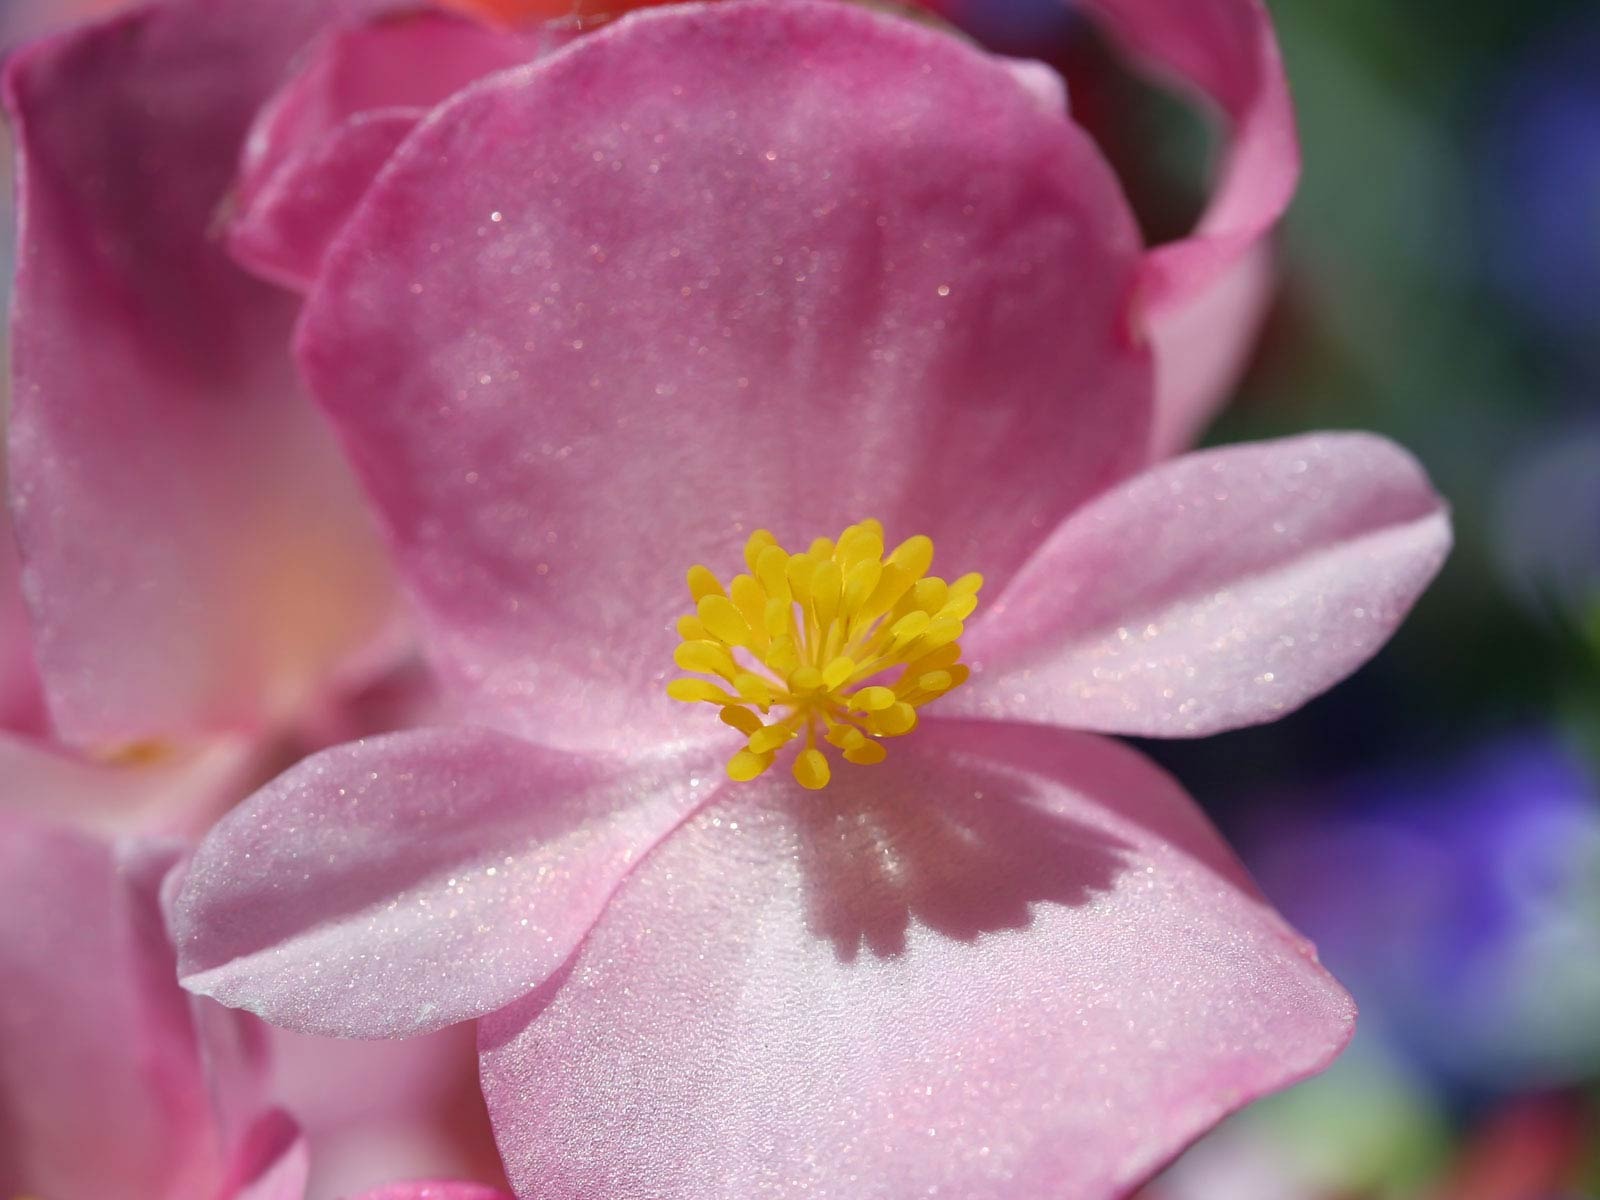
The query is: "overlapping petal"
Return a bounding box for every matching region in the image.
[1078,0,1297,454]
[231,9,554,290]
[297,0,1152,751]
[958,434,1451,736]
[4,0,397,748]
[174,727,720,1037]
[0,818,254,1200]
[480,720,1353,1200]
[353,1186,512,1200]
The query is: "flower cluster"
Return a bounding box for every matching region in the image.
[0,1,1449,1197]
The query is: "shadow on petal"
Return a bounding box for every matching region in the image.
[792,751,1132,962]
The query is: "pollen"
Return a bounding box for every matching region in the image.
[667,520,982,790]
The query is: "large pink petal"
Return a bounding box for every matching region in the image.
[0,819,233,1200]
[231,9,555,291]
[298,0,1151,750]
[0,447,44,735]
[173,727,720,1038]
[479,720,1353,1200]
[959,434,1451,736]
[1078,0,1297,455]
[4,0,398,748]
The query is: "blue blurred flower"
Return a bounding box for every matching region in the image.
[1245,732,1600,1095]
[1481,15,1600,361]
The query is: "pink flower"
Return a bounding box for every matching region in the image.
[0,797,511,1200]
[169,3,1450,1197]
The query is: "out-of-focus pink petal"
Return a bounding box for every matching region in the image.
[0,492,44,736]
[0,731,255,839]
[231,9,554,290]
[480,720,1353,1200]
[298,0,1151,750]
[1078,0,1296,456]
[226,1110,310,1200]
[232,112,418,292]
[1079,0,1297,310]
[1148,242,1275,457]
[174,727,719,1038]
[350,1185,513,1200]
[4,0,398,749]
[959,434,1451,736]
[270,1025,507,1199]
[0,820,225,1200]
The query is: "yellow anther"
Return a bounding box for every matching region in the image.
[720,706,764,735]
[749,723,799,754]
[666,521,982,789]
[851,686,897,712]
[793,747,831,790]
[744,528,779,573]
[697,594,752,646]
[728,748,775,781]
[821,656,856,690]
[687,564,724,600]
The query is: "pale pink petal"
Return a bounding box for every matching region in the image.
[1078,0,1296,455]
[0,731,255,840]
[479,720,1353,1200]
[959,434,1451,736]
[298,0,1151,750]
[0,820,227,1200]
[350,1185,512,1200]
[231,9,554,290]
[270,1025,507,1198]
[174,727,720,1038]
[1148,242,1275,457]
[4,0,398,748]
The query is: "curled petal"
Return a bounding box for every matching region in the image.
[231,9,555,290]
[298,0,1151,750]
[960,433,1451,736]
[173,727,721,1038]
[1079,0,1298,454]
[480,721,1352,1200]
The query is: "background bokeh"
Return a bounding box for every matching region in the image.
[3,0,1596,1196]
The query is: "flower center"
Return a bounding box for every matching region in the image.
[667,520,982,790]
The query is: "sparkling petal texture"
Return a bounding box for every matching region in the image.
[173,728,721,1038]
[1079,0,1296,454]
[0,456,44,735]
[958,433,1451,736]
[297,0,1152,753]
[231,9,552,291]
[480,720,1353,1200]
[0,818,254,1200]
[3,0,397,747]
[351,1186,513,1200]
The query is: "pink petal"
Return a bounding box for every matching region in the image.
[4,0,398,748]
[173,727,719,1038]
[1148,242,1275,457]
[297,0,1151,750]
[0,730,255,840]
[1078,0,1297,455]
[350,1186,512,1200]
[0,456,44,735]
[270,1025,507,1198]
[479,720,1353,1200]
[0,818,233,1200]
[231,10,554,290]
[226,1110,311,1200]
[959,433,1451,736]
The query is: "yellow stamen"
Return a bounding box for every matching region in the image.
[666,521,982,788]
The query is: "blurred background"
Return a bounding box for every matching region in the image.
[3,0,1596,1196]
